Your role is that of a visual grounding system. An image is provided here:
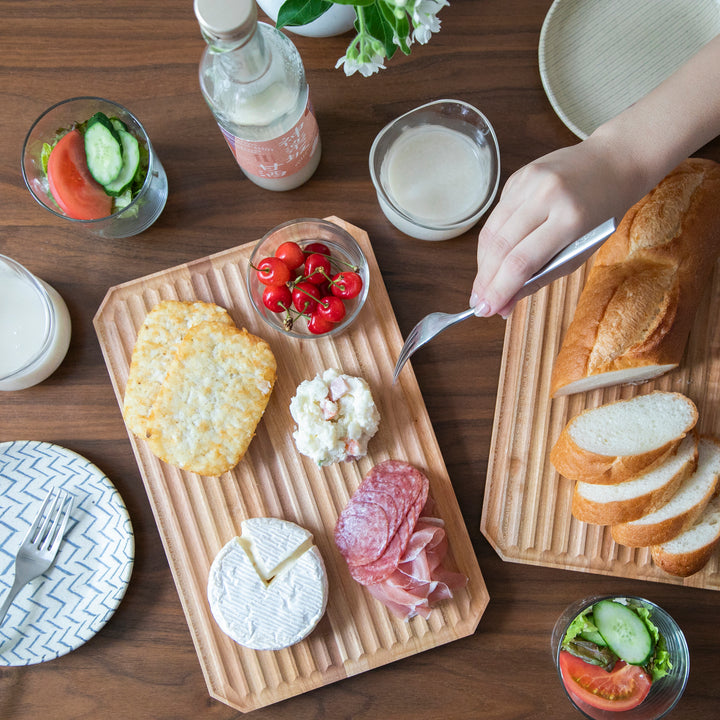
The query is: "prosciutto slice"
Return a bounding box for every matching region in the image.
[366,517,467,620]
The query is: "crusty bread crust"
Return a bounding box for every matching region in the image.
[551,158,720,397]
[551,430,680,485]
[651,543,717,577]
[572,437,697,525]
[550,391,698,484]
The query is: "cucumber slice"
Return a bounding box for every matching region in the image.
[84,112,124,186]
[592,600,654,665]
[103,128,140,197]
[580,629,607,647]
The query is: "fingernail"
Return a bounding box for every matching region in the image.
[469,292,479,306]
[473,301,491,317]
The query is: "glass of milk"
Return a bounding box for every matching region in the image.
[0,255,72,391]
[369,99,500,241]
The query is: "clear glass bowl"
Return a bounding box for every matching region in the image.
[551,596,690,720]
[369,99,500,241]
[22,96,168,238]
[246,218,369,339]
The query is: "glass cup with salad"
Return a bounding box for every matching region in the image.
[551,596,689,719]
[22,97,168,239]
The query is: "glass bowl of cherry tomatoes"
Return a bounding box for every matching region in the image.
[246,218,369,338]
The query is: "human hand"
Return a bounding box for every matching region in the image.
[469,138,637,318]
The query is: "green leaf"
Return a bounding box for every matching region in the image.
[40,142,53,174]
[277,0,333,29]
[378,0,410,54]
[361,2,397,58]
[331,0,374,5]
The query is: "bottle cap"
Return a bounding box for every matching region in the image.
[194,0,257,41]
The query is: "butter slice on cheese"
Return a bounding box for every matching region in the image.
[208,519,328,650]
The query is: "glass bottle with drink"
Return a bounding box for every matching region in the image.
[194,0,322,191]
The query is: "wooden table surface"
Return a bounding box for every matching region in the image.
[2,1,719,718]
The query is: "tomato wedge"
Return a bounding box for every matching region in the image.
[559,651,652,712]
[46,129,112,220]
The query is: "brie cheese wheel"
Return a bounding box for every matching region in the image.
[208,519,328,651]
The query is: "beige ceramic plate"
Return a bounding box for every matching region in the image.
[539,0,720,139]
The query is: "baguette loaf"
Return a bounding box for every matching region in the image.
[550,391,698,484]
[572,434,697,525]
[651,491,720,577]
[611,436,720,547]
[551,158,720,397]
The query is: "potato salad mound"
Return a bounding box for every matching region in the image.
[290,368,380,466]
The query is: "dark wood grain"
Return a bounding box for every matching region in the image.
[1,1,719,718]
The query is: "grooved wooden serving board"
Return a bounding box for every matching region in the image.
[94,217,488,713]
[481,255,720,590]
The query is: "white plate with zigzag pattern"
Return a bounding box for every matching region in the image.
[0,441,134,666]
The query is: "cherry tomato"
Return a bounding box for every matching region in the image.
[292,281,321,313]
[262,284,291,313]
[331,271,363,299]
[308,313,335,335]
[256,256,291,286]
[558,651,652,712]
[46,129,112,220]
[316,295,346,323]
[304,253,332,285]
[275,241,304,270]
[304,242,330,257]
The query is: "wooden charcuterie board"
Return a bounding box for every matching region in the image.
[93,217,489,713]
[481,255,720,590]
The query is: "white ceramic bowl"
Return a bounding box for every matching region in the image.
[369,99,500,241]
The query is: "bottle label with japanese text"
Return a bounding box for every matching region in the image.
[220,99,320,179]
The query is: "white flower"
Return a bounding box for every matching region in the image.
[335,53,386,77]
[411,0,448,44]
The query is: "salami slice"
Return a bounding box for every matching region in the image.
[334,501,390,565]
[335,460,432,585]
[348,514,414,585]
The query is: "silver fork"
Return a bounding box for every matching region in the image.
[393,218,617,383]
[0,488,73,627]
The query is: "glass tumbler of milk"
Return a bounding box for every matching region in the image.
[369,99,501,241]
[0,255,71,391]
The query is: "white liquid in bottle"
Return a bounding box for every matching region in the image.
[195,0,321,191]
[0,256,71,391]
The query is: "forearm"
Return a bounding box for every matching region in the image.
[588,33,720,198]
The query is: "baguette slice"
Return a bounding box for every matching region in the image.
[572,434,697,525]
[651,491,720,577]
[551,391,698,484]
[551,158,720,397]
[611,436,720,547]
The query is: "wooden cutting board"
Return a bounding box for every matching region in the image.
[481,254,720,590]
[94,217,489,713]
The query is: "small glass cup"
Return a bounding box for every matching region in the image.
[369,99,500,241]
[0,255,72,391]
[246,218,369,339]
[22,97,168,239]
[551,596,690,720]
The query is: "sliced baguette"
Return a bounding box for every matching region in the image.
[651,491,720,577]
[550,391,698,484]
[611,436,720,547]
[572,434,697,525]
